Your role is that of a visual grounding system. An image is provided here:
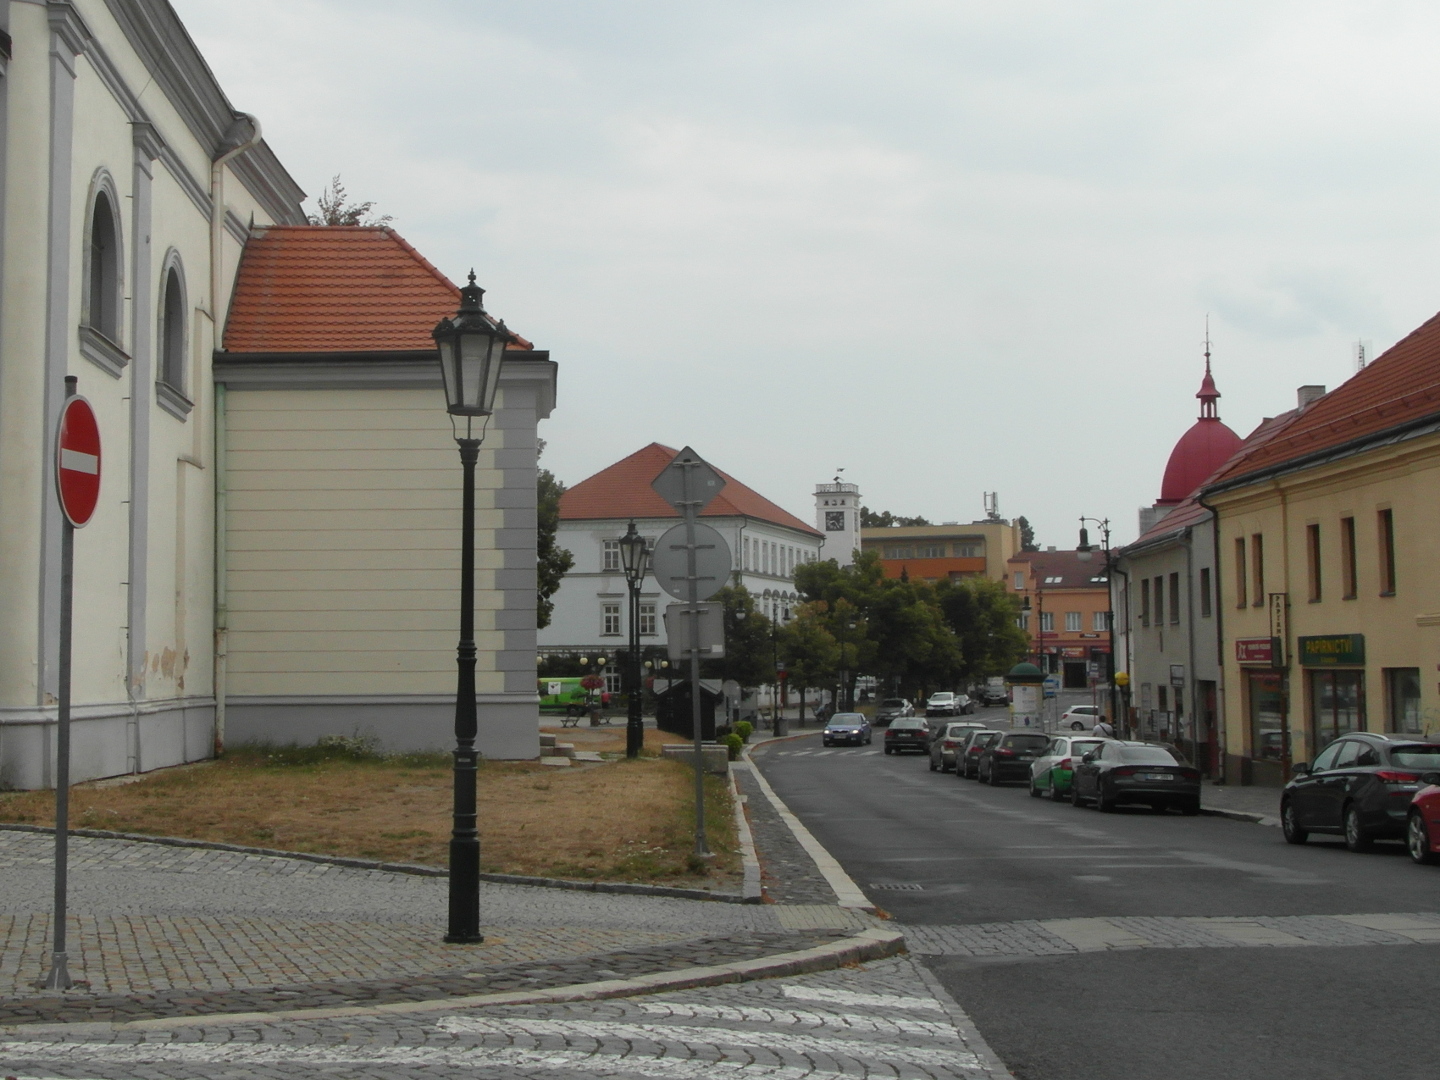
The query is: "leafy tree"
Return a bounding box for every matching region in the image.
[307,175,393,226]
[860,506,932,528]
[1017,515,1038,552]
[934,576,1030,683]
[536,440,573,629]
[778,601,841,709]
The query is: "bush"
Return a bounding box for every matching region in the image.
[734,720,753,744]
[722,733,744,760]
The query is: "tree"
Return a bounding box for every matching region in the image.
[934,576,1030,684]
[307,175,393,226]
[702,585,774,689]
[1017,515,1038,552]
[536,441,573,629]
[778,601,841,713]
[860,506,932,528]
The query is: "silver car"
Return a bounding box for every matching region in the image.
[929,721,988,772]
[875,698,915,726]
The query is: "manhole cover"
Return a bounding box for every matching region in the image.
[869,883,923,891]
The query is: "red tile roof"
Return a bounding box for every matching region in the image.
[222,226,532,353]
[1207,309,1440,488]
[560,443,822,536]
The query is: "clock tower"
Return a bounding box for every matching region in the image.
[814,478,861,567]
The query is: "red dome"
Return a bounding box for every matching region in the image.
[1157,418,1242,504]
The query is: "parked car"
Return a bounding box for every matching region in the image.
[977,731,1053,785]
[1029,735,1107,800]
[926,692,962,717]
[874,698,915,726]
[1280,732,1440,850]
[956,693,975,715]
[979,685,1009,707]
[1060,705,1102,731]
[1070,740,1200,813]
[1407,769,1440,864]
[929,721,988,772]
[956,729,1003,779]
[884,717,931,755]
[822,713,872,747]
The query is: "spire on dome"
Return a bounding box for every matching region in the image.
[1197,318,1220,419]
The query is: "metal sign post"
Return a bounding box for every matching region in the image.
[46,376,102,991]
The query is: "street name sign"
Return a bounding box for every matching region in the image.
[55,396,101,527]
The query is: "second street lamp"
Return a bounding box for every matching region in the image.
[433,270,515,945]
[1075,516,1118,737]
[618,521,650,759]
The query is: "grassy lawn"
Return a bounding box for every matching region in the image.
[0,739,739,889]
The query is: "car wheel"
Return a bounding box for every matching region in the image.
[1071,721,1084,731]
[988,766,1002,787]
[1029,780,1042,798]
[1408,812,1435,865]
[1051,781,1067,802]
[1180,798,1200,816]
[1070,782,1084,807]
[884,746,893,755]
[1094,784,1113,812]
[1343,803,1373,852]
[929,756,938,772]
[1281,799,1308,845]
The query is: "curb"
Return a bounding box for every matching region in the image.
[0,823,757,904]
[729,769,764,901]
[1200,807,1279,827]
[4,927,907,1034]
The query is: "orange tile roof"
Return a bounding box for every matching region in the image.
[1207,309,1440,488]
[222,225,532,353]
[560,443,822,536]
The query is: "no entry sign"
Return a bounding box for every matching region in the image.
[55,395,101,527]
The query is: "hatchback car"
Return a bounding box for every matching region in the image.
[1070,740,1200,813]
[822,713,872,747]
[1029,735,1107,800]
[929,721,988,772]
[1407,770,1440,864]
[1281,732,1440,850]
[874,698,914,726]
[956,729,1003,779]
[1060,705,1101,731]
[926,692,961,717]
[977,731,1053,785]
[884,717,930,755]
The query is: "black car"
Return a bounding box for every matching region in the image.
[874,698,914,726]
[1281,732,1440,850]
[957,730,1003,779]
[884,717,930,754]
[1069,740,1200,813]
[976,730,1052,785]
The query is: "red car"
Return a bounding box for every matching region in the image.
[1407,768,1440,864]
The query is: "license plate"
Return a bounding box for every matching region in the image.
[1140,773,1174,781]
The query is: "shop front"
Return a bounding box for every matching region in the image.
[1235,637,1287,786]
[1299,635,1366,754]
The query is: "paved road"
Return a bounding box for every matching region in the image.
[754,707,1440,1080]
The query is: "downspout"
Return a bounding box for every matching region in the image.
[1197,491,1226,783]
[1111,562,1131,737]
[208,114,261,757]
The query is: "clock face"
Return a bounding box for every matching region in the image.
[825,511,846,531]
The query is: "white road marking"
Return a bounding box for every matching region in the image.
[629,999,955,1037]
[781,984,948,1012]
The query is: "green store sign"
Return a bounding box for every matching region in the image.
[1298,634,1365,666]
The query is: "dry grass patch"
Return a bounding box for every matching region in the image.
[0,745,738,889]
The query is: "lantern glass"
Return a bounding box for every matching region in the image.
[433,272,513,417]
[619,522,650,582]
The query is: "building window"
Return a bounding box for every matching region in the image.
[1140,578,1151,626]
[1378,508,1396,595]
[602,603,621,635]
[1044,576,1063,584]
[1158,685,1168,712]
[604,666,621,695]
[1013,571,1025,590]
[1093,611,1108,632]
[638,603,656,636]
[1341,516,1357,599]
[86,190,122,342]
[1311,669,1364,747]
[1064,611,1081,632]
[1235,537,1248,608]
[1040,611,1054,632]
[160,266,186,389]
[1248,671,1284,763]
[1019,612,1030,630]
[1199,567,1212,617]
[1153,576,1164,626]
[887,545,914,559]
[1169,572,1180,625]
[1251,533,1265,605]
[916,544,945,558]
[1386,668,1422,734]
[1306,524,1322,602]
[602,540,620,571]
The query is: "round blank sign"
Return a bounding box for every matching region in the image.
[651,522,733,601]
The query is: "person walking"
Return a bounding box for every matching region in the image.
[1093,715,1116,738]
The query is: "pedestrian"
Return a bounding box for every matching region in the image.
[1093,715,1116,739]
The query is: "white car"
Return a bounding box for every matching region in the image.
[926,692,961,717]
[1029,735,1106,801]
[1060,705,1102,731]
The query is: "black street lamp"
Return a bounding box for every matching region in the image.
[1075,516,1117,735]
[433,270,515,945]
[618,521,651,759]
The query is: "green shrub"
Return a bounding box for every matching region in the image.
[734,721,753,744]
[722,733,744,760]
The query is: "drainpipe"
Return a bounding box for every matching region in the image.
[213,383,228,754]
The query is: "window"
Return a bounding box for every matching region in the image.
[1140,578,1151,626]
[1199,567,1212,617]
[1341,516,1357,598]
[1040,611,1054,632]
[1251,533,1265,605]
[886,546,915,559]
[638,603,657,636]
[1158,685,1168,712]
[1234,537,1248,608]
[1306,524,1322,602]
[155,260,193,419]
[1310,669,1364,747]
[1013,572,1025,590]
[742,537,751,571]
[1169,572,1180,625]
[1386,668,1422,734]
[86,190,121,341]
[957,544,980,557]
[1093,611,1109,632]
[1044,576,1063,584]
[1248,671,1284,762]
[601,603,621,635]
[1019,612,1030,630]
[1153,576,1164,626]
[602,540,620,571]
[1310,740,1344,772]
[916,544,945,558]
[1065,611,1082,632]
[1378,509,1396,595]
[604,666,621,695]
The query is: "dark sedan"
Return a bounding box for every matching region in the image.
[976,731,1052,785]
[1281,732,1440,850]
[957,729,1003,779]
[884,717,930,755]
[1070,740,1200,813]
[822,713,872,747]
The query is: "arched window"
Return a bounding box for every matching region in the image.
[87,192,120,341]
[155,258,193,420]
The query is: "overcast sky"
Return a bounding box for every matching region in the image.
[175,0,1440,547]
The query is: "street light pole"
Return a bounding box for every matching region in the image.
[618,522,650,759]
[1076,516,1117,736]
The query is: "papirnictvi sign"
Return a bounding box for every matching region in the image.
[1298,634,1365,666]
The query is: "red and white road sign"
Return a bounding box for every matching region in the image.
[55,396,101,527]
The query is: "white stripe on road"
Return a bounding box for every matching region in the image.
[630,999,955,1037]
[781,984,949,1012]
[58,448,99,474]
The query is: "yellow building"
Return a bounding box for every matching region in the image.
[859,521,1019,585]
[1202,318,1440,786]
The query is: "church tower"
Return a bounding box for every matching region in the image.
[815,475,861,566]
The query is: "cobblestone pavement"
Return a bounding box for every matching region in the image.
[0,955,1010,1079]
[732,765,838,906]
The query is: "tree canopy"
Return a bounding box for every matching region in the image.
[307,175,393,227]
[860,506,932,528]
[536,441,573,629]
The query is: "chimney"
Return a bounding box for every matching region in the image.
[1046,545,1057,552]
[1297,385,1326,410]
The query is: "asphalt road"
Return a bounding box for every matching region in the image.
[754,706,1440,1080]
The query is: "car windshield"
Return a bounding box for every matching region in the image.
[1069,739,1103,756]
[930,694,953,701]
[1116,746,1180,765]
[881,700,907,709]
[828,714,865,726]
[971,733,999,747]
[1003,734,1051,751]
[1391,745,1440,768]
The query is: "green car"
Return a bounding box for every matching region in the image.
[1029,734,1107,800]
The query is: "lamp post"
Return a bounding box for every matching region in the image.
[433,270,515,945]
[1075,516,1117,735]
[619,522,650,758]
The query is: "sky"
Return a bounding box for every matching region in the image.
[173,0,1440,548]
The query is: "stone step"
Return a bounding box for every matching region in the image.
[570,751,604,762]
[536,755,571,768]
[539,732,558,748]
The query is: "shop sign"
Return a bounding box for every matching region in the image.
[1235,638,1274,665]
[1299,634,1365,667]
[1062,647,1087,657]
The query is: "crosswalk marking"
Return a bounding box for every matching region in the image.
[630,999,956,1037]
[781,984,949,1012]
